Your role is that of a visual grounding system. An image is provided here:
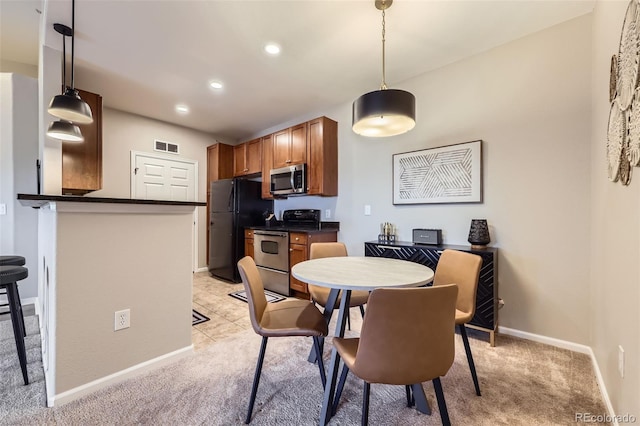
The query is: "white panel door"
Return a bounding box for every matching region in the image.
[132,152,196,201]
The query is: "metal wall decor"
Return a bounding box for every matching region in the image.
[607,0,640,186]
[393,140,482,204]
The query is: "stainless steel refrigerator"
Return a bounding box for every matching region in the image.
[208,178,273,282]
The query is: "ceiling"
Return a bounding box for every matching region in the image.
[1,0,595,142]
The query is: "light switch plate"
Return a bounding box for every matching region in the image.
[364,205,371,216]
[0,204,6,215]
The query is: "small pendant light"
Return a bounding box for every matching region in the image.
[46,23,84,142]
[47,0,93,125]
[352,0,416,137]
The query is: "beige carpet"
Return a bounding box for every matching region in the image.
[2,314,608,426]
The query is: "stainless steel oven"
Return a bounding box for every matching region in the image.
[253,230,290,296]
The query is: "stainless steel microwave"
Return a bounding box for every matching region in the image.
[270,164,306,195]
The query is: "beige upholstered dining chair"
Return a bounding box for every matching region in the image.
[433,249,483,396]
[332,284,459,425]
[237,256,328,424]
[308,242,369,324]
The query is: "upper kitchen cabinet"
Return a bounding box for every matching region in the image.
[306,117,338,196]
[61,89,103,195]
[261,134,274,199]
[233,138,262,177]
[272,122,307,169]
[207,142,233,185]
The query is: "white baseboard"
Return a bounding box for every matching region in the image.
[498,326,591,354]
[498,326,616,423]
[49,345,194,407]
[194,267,208,273]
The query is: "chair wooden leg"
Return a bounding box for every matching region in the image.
[359,305,365,319]
[433,377,451,426]
[246,336,268,424]
[313,336,326,387]
[459,324,481,396]
[332,362,350,415]
[362,381,370,426]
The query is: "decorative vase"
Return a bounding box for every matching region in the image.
[468,219,490,249]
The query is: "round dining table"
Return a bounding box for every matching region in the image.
[291,256,435,425]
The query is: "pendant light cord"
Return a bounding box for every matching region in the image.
[70,0,75,90]
[380,8,387,90]
[61,32,66,93]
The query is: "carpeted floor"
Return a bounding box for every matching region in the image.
[1,312,608,425]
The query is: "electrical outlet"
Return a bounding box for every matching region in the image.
[114,309,130,331]
[364,205,371,216]
[618,345,625,378]
[324,209,331,219]
[0,203,6,215]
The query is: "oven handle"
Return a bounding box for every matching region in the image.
[254,231,288,238]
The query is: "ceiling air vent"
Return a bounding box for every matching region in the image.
[154,139,179,154]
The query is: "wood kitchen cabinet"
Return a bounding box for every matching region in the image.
[233,138,261,177]
[207,142,233,183]
[61,89,102,195]
[261,134,274,199]
[289,231,337,298]
[244,229,255,259]
[306,116,338,196]
[272,122,307,169]
[206,142,233,259]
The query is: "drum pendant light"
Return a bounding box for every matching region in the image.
[47,0,93,125]
[352,0,415,137]
[46,23,84,142]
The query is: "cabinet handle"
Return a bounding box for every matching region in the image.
[286,160,292,164]
[289,248,293,252]
[243,168,249,172]
[377,245,401,251]
[295,237,299,241]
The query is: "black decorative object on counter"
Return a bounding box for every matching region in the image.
[468,219,490,249]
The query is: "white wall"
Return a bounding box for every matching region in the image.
[0,73,39,299]
[0,59,37,79]
[91,108,222,269]
[591,1,639,419]
[277,15,593,345]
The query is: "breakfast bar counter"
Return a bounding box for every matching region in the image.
[18,194,205,406]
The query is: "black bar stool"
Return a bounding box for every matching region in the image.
[0,265,29,385]
[0,255,26,338]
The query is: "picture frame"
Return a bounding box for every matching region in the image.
[393,140,483,205]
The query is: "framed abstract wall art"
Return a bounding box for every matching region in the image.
[393,140,483,205]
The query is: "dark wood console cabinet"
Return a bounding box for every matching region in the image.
[364,241,499,346]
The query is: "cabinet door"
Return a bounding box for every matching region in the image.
[307,117,338,196]
[246,139,262,174]
[244,232,254,259]
[261,134,274,199]
[233,143,247,176]
[272,128,291,169]
[289,243,308,293]
[207,142,233,183]
[62,88,102,194]
[289,122,307,165]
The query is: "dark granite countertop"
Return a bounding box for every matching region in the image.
[249,222,339,233]
[17,193,206,209]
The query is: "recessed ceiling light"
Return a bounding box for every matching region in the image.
[209,81,223,90]
[264,43,281,55]
[175,104,189,114]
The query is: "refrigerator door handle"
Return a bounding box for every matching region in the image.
[227,181,234,211]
